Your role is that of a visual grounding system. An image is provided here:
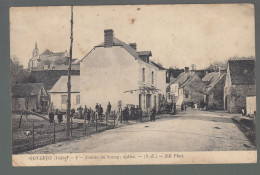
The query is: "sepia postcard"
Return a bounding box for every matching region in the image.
[10,4,257,166]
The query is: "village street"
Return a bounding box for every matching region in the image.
[25,109,255,154]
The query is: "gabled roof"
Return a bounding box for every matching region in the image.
[171,71,196,88]
[202,72,220,86]
[48,52,67,57]
[96,37,143,61]
[151,61,166,70]
[205,73,226,94]
[228,59,255,85]
[137,51,152,57]
[49,75,80,93]
[29,70,80,90]
[11,83,44,97]
[41,49,53,55]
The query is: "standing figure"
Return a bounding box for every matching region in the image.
[150,107,156,121]
[181,102,184,111]
[83,105,88,118]
[107,102,112,113]
[130,105,135,119]
[98,104,103,119]
[57,111,63,125]
[77,105,83,119]
[95,103,99,113]
[87,108,91,123]
[48,111,54,125]
[122,107,129,123]
[184,105,187,111]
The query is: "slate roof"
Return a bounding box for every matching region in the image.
[151,61,166,70]
[171,71,196,88]
[41,49,53,55]
[228,59,255,85]
[49,75,80,93]
[95,37,159,68]
[202,72,220,86]
[96,37,142,61]
[205,73,226,94]
[48,52,67,57]
[11,83,44,97]
[29,70,80,90]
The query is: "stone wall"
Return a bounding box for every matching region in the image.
[207,76,225,110]
[228,85,256,113]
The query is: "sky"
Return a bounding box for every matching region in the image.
[10,4,255,69]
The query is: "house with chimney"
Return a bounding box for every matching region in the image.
[28,42,79,71]
[80,29,166,113]
[202,67,226,110]
[224,59,256,113]
[167,67,205,106]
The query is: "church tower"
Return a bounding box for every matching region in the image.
[32,42,39,57]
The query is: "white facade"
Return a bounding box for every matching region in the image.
[50,93,80,111]
[246,96,256,115]
[80,33,166,112]
[49,75,80,111]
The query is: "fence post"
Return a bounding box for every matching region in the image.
[53,121,56,143]
[114,110,116,128]
[18,113,23,128]
[32,122,35,149]
[96,113,98,132]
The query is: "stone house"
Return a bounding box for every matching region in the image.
[80,29,166,113]
[11,83,49,112]
[167,67,205,106]
[48,75,80,111]
[203,72,226,110]
[224,59,256,113]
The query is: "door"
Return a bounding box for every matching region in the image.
[146,94,151,109]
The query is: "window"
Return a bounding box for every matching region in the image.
[76,94,80,104]
[185,93,189,98]
[146,57,150,63]
[61,95,67,104]
[142,68,145,82]
[152,71,154,84]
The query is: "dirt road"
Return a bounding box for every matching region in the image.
[25,109,255,154]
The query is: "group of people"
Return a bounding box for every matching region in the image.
[48,109,63,125]
[181,102,187,111]
[48,102,158,125]
[121,105,143,123]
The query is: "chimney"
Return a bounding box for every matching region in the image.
[129,43,137,50]
[184,67,189,73]
[104,29,114,47]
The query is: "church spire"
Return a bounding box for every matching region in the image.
[32,42,39,57]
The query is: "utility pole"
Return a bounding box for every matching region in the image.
[66,6,73,137]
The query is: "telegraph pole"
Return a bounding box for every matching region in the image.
[66,6,73,137]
